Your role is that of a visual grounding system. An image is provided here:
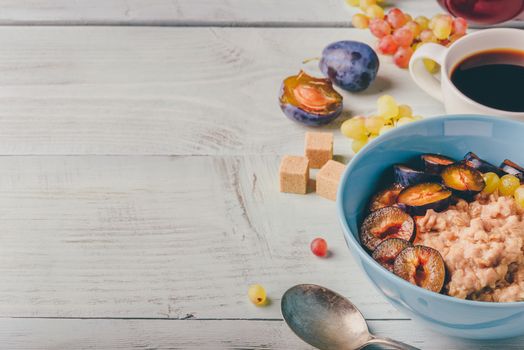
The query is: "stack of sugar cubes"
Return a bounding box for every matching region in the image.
[279,132,346,201]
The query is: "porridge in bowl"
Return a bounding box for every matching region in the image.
[359,152,524,301]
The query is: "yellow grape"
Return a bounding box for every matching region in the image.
[424,58,439,73]
[482,172,500,195]
[379,125,394,135]
[368,134,378,142]
[364,115,386,134]
[352,138,368,153]
[514,185,524,209]
[377,95,399,120]
[415,16,430,30]
[341,117,367,140]
[248,284,267,306]
[346,0,360,6]
[499,174,520,196]
[398,104,412,118]
[366,4,385,19]
[352,13,370,29]
[433,16,452,40]
[359,0,376,10]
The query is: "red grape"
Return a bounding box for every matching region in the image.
[452,17,468,35]
[310,238,328,257]
[393,46,414,68]
[387,8,408,29]
[369,18,391,38]
[378,35,398,55]
[393,27,414,47]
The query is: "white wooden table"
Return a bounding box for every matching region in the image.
[0,1,522,348]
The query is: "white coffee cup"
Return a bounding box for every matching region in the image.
[409,28,524,119]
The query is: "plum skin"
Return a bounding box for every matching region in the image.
[320,41,379,92]
[278,86,342,127]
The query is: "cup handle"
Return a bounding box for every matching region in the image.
[409,43,448,102]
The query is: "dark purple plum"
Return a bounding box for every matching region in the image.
[393,164,440,187]
[394,245,445,293]
[441,164,485,198]
[279,70,343,126]
[463,152,506,176]
[369,183,403,212]
[397,183,452,215]
[499,159,524,181]
[319,41,379,92]
[420,154,455,174]
[372,238,412,272]
[360,207,415,252]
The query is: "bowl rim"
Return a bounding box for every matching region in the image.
[337,114,524,307]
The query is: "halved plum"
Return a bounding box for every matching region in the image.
[369,183,403,212]
[372,238,412,272]
[360,207,415,252]
[397,183,452,216]
[500,159,524,181]
[393,245,445,293]
[421,154,455,174]
[441,164,485,198]
[393,164,440,187]
[463,152,506,176]
[279,70,343,126]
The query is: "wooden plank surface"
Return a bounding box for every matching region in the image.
[2,318,524,349]
[0,154,400,319]
[0,27,444,155]
[0,24,518,349]
[0,0,443,26]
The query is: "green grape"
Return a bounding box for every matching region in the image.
[341,117,367,140]
[377,95,399,120]
[482,172,500,195]
[364,116,386,134]
[379,124,394,135]
[366,4,384,19]
[514,185,524,209]
[359,0,376,10]
[499,174,520,196]
[352,13,370,29]
[415,16,430,30]
[352,138,368,153]
[398,104,412,118]
[433,16,452,40]
[248,284,267,306]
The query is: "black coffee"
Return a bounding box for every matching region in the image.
[450,49,524,112]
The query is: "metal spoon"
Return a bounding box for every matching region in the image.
[281,284,419,350]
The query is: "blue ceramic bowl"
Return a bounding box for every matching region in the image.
[337,114,524,339]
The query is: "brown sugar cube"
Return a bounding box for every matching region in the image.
[305,131,333,169]
[279,156,309,194]
[317,160,346,201]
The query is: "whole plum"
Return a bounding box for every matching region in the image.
[320,41,379,92]
[279,70,343,126]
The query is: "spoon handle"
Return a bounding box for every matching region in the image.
[365,336,420,350]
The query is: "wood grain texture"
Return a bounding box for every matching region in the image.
[0,0,443,26]
[1,318,523,349]
[0,26,444,155]
[0,155,401,319]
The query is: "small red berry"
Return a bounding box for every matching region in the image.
[310,238,328,257]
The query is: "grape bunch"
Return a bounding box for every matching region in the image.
[348,0,468,69]
[341,95,422,153]
[482,172,524,209]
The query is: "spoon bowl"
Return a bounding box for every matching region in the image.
[281,284,419,350]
